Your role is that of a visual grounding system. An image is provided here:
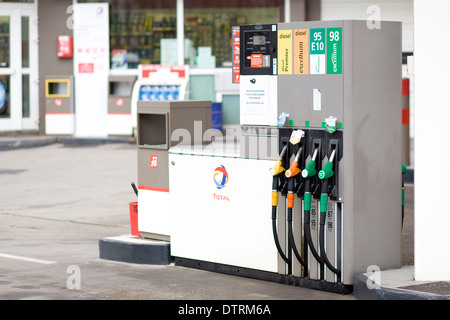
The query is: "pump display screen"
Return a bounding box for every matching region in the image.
[253,35,266,46]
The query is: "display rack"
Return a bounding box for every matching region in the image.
[130,64,189,136]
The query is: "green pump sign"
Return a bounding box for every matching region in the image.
[326,27,342,74]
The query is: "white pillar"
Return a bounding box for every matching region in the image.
[414,0,450,281]
[73,3,109,137]
[177,0,184,66]
[284,0,291,22]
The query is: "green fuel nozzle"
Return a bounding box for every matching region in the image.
[318,149,336,180]
[318,149,336,213]
[301,148,319,179]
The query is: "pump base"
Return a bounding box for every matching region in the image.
[174,257,352,295]
[99,235,172,265]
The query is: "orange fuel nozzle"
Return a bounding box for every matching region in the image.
[285,147,303,178]
[285,161,301,178]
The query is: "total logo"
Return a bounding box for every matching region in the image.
[213,165,230,201]
[213,165,228,189]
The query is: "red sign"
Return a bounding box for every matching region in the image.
[57,35,73,58]
[232,26,241,84]
[141,65,186,79]
[54,98,62,107]
[116,98,124,106]
[78,63,94,73]
[251,54,263,68]
[150,155,158,168]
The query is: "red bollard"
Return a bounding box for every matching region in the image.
[129,202,140,236]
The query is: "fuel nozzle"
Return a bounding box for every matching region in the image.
[318,149,336,180]
[270,144,288,207]
[301,148,319,179]
[318,148,336,213]
[269,144,288,177]
[285,146,303,179]
[284,146,303,209]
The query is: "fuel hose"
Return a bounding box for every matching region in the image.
[284,147,307,270]
[317,150,341,277]
[301,149,325,277]
[270,145,291,266]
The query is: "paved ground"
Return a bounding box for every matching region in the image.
[0,141,367,302]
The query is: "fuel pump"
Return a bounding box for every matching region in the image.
[226,20,401,293]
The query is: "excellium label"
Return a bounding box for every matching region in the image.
[326,27,342,74]
[294,29,309,74]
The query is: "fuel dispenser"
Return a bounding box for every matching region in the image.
[150,20,402,294]
[241,20,402,292]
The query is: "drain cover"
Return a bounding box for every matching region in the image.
[399,281,450,295]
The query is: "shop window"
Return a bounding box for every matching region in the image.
[110,8,176,68]
[80,0,283,69]
[80,0,176,69]
[184,0,283,68]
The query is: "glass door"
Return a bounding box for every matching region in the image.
[0,5,38,132]
[0,11,20,131]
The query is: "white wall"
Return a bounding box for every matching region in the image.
[321,0,413,51]
[414,0,450,281]
[321,0,415,140]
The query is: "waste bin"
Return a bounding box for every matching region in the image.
[107,75,137,135]
[137,100,211,240]
[45,75,74,135]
